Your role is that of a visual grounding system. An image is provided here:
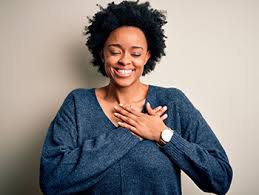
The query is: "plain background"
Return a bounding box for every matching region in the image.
[0,0,258,194]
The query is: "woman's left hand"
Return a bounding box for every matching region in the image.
[113,102,168,142]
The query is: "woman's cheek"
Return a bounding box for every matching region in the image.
[106,56,119,66]
[104,59,116,76]
[135,59,146,69]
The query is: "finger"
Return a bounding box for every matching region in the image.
[114,112,138,127]
[155,106,167,116]
[146,102,156,115]
[118,121,137,133]
[153,106,162,112]
[160,113,168,121]
[121,104,142,117]
[114,105,138,120]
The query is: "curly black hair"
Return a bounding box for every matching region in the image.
[85,0,167,77]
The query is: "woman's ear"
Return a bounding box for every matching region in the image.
[145,50,151,64]
[100,50,104,63]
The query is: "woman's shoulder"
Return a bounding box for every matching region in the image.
[151,84,195,109]
[61,87,96,106]
[66,87,93,97]
[150,84,188,100]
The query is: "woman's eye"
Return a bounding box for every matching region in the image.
[110,51,121,56]
[132,53,141,57]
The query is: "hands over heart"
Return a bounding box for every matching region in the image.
[114,102,168,141]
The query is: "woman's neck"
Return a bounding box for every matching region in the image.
[102,82,148,105]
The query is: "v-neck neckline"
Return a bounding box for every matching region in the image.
[91,85,153,129]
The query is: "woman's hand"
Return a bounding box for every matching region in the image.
[113,102,168,142]
[115,103,167,140]
[146,103,168,121]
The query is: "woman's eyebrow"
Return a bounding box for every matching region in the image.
[108,44,121,48]
[132,46,144,50]
[108,44,144,50]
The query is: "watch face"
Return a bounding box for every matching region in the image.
[162,129,173,142]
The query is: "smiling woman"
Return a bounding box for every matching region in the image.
[102,26,150,87]
[39,1,233,194]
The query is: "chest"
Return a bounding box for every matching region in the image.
[97,98,146,128]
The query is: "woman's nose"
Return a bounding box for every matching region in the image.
[118,53,131,65]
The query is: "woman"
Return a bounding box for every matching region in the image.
[40,1,233,194]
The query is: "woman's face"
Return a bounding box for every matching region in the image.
[102,26,150,88]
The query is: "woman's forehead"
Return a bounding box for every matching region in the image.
[104,26,148,49]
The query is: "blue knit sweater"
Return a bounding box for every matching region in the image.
[40,85,232,195]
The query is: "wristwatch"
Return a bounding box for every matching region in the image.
[158,127,174,146]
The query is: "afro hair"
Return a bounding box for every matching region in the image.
[85,0,167,77]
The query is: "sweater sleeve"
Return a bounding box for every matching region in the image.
[160,89,233,195]
[39,90,141,195]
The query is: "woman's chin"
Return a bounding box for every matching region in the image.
[110,78,139,88]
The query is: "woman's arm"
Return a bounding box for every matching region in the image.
[39,91,141,195]
[160,89,233,195]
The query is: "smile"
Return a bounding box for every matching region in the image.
[114,68,135,77]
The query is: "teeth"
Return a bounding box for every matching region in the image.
[117,69,133,74]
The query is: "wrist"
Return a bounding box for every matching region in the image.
[155,125,168,142]
[157,127,174,146]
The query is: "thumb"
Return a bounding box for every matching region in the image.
[146,102,155,115]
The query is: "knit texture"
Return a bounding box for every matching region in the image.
[40,85,232,195]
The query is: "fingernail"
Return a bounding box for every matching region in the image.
[119,103,123,107]
[118,121,122,125]
[147,102,150,106]
[157,106,162,109]
[163,106,167,110]
[114,112,118,116]
[114,106,118,110]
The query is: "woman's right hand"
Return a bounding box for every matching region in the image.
[130,105,168,140]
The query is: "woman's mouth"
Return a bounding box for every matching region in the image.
[114,68,135,78]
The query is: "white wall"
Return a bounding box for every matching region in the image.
[0,0,258,194]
